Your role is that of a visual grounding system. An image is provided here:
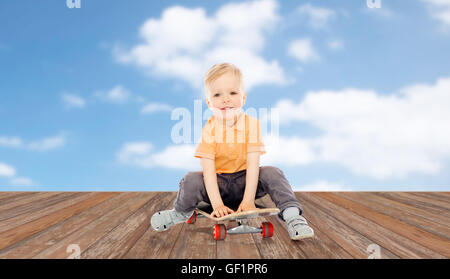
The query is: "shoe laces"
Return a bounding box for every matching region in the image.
[286,215,308,229]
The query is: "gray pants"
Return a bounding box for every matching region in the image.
[174,166,302,220]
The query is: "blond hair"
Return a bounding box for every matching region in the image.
[204,63,245,97]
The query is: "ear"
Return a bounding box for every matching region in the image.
[205,97,211,108]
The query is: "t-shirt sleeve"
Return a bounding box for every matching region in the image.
[194,122,216,159]
[246,117,266,155]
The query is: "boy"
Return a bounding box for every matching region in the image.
[151,63,314,240]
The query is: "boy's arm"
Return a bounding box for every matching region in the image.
[238,151,260,211]
[200,157,234,217]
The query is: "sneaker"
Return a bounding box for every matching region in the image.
[285,215,314,240]
[151,209,193,232]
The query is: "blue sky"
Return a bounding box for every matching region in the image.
[1,0,450,191]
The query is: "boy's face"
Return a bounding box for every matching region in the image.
[206,72,246,120]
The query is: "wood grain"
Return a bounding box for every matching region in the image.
[0,192,118,251]
[0,192,136,258]
[315,192,450,257]
[32,192,148,259]
[0,191,447,259]
[335,192,450,239]
[81,192,158,258]
[296,193,399,259]
[169,211,218,259]
[124,192,178,259]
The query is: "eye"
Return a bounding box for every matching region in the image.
[213,93,220,97]
[231,92,237,95]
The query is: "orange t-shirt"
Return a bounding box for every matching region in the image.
[194,112,266,174]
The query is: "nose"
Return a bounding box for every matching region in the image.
[222,94,231,102]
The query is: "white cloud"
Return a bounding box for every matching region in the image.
[0,136,23,148]
[0,162,16,177]
[293,181,352,191]
[423,0,450,29]
[94,85,131,104]
[62,86,149,110]
[328,39,344,51]
[27,133,66,151]
[288,38,320,63]
[116,141,200,170]
[268,77,450,179]
[114,0,287,92]
[364,6,395,19]
[151,144,199,169]
[116,141,152,164]
[297,3,336,29]
[0,163,35,187]
[61,93,86,109]
[0,133,67,151]
[141,102,174,114]
[9,177,34,186]
[260,134,316,166]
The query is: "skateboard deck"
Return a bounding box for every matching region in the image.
[195,207,280,221]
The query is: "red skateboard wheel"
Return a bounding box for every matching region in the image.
[261,222,274,238]
[213,224,227,240]
[186,212,197,224]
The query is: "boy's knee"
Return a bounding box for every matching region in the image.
[259,166,283,180]
[180,171,204,191]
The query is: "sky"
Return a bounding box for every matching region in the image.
[1,0,450,191]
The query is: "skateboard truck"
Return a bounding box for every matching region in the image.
[229,219,261,234]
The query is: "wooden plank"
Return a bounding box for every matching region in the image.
[0,192,25,199]
[335,192,450,239]
[153,198,188,259]
[250,196,306,259]
[315,192,450,258]
[301,193,445,258]
[399,192,450,211]
[0,192,38,205]
[0,192,63,214]
[374,192,449,218]
[169,211,218,259]
[32,192,151,259]
[372,192,450,226]
[295,193,399,259]
[363,192,449,227]
[0,192,118,251]
[0,192,136,258]
[295,216,354,259]
[255,195,353,259]
[216,219,261,259]
[262,194,353,259]
[0,192,90,233]
[250,215,299,259]
[81,192,160,258]
[2,191,445,259]
[410,192,450,204]
[0,192,79,221]
[123,192,179,259]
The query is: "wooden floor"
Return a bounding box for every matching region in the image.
[0,191,448,259]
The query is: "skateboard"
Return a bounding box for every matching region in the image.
[186,205,280,240]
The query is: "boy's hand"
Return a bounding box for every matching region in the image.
[211,204,234,218]
[236,200,257,213]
